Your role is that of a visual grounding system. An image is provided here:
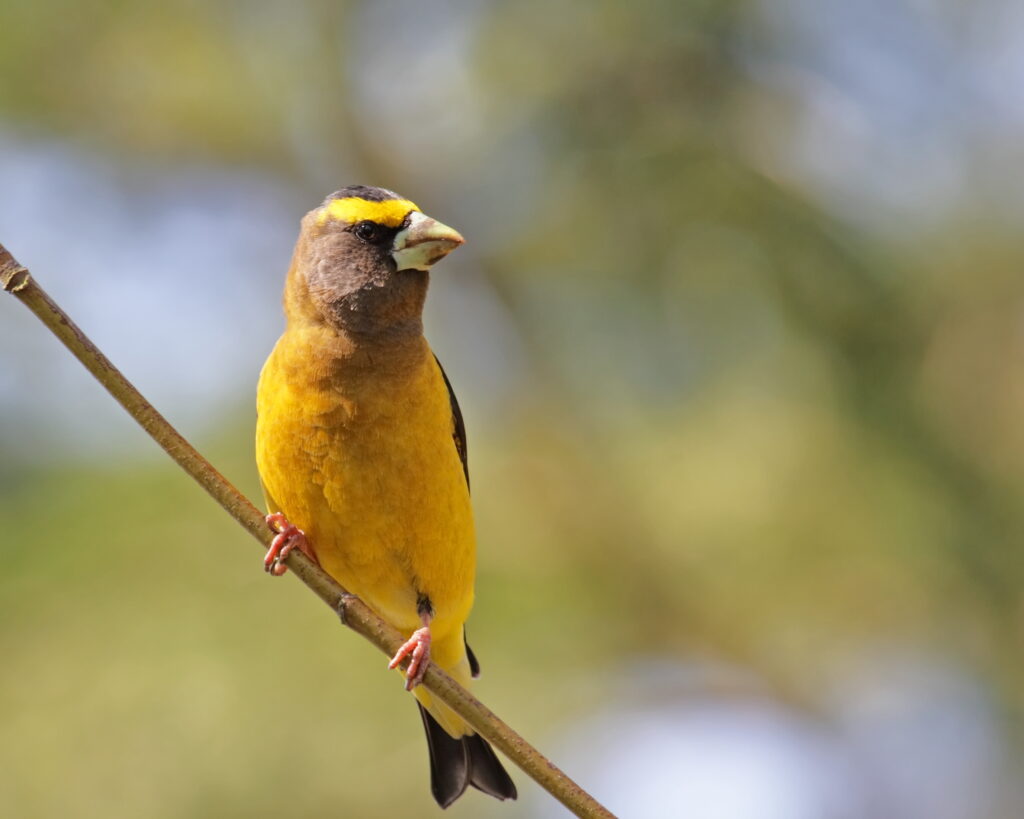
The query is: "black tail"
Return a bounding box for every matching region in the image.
[417,704,518,808]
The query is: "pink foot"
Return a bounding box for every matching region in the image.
[264,513,316,576]
[388,626,432,690]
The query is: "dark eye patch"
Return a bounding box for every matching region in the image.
[352,220,395,246]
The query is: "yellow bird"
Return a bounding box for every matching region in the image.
[255,186,516,808]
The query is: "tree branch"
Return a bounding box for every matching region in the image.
[1,242,615,819]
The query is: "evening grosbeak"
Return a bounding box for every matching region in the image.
[255,186,516,808]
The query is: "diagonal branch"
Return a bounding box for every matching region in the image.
[1,242,615,819]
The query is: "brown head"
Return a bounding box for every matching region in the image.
[283,185,464,339]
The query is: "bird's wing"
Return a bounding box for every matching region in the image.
[433,354,469,491]
[432,354,481,677]
[465,639,481,678]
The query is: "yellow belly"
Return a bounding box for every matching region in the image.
[255,329,476,645]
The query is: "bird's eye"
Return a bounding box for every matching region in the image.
[354,220,383,243]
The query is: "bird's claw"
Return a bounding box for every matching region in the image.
[264,513,314,576]
[388,626,432,690]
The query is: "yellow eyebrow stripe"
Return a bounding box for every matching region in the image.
[317,197,420,228]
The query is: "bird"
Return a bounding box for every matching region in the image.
[254,185,517,808]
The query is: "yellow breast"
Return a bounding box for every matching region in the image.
[255,326,476,643]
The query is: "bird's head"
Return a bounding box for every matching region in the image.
[285,185,464,338]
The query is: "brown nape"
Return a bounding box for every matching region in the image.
[283,210,429,341]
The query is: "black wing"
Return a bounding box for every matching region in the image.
[434,354,469,491]
[434,355,481,677]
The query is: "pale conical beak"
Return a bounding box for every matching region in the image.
[391,211,464,271]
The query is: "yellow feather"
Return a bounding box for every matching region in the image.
[316,197,420,228]
[255,323,475,736]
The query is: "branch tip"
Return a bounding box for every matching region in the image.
[0,244,30,293]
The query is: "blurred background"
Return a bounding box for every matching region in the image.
[2,1,1023,816]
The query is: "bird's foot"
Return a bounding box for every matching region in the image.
[264,513,315,576]
[388,626,432,690]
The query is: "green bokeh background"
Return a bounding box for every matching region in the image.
[2,1,1023,817]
